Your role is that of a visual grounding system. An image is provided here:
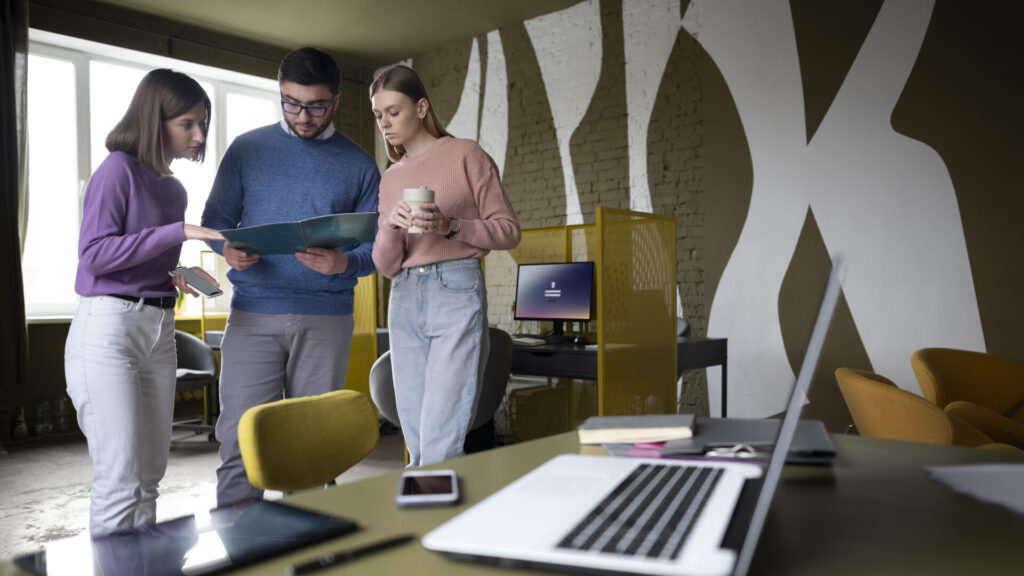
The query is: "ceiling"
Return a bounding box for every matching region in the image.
[90,0,582,66]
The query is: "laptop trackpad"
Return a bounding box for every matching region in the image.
[518,469,612,501]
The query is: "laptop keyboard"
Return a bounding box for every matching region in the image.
[556,463,723,559]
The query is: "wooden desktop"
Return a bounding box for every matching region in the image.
[4,431,1022,575]
[264,433,1024,575]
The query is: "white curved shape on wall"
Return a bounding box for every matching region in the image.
[478,31,509,177]
[525,0,602,225]
[623,0,687,322]
[446,38,481,140]
[691,0,984,417]
[623,0,680,214]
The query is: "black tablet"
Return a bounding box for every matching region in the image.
[14,500,358,576]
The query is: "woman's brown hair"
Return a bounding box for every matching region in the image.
[105,68,211,176]
[369,64,450,163]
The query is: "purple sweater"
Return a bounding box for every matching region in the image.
[75,151,188,298]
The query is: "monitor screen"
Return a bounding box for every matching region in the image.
[514,262,594,323]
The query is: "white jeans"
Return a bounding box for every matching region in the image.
[64,296,177,535]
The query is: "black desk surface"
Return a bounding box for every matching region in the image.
[511,337,729,416]
[510,337,727,379]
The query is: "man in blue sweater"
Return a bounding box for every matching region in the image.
[202,47,380,506]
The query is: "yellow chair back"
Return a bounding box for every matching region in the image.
[836,367,1020,451]
[238,390,378,492]
[911,347,1024,413]
[836,368,954,445]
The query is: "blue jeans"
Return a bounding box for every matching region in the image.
[389,258,489,466]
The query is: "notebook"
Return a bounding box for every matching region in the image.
[423,260,843,576]
[577,413,697,444]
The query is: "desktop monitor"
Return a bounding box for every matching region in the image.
[513,261,594,341]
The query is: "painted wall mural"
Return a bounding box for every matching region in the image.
[691,0,984,416]
[401,0,1022,426]
[524,0,602,226]
[623,0,679,216]
[479,31,509,177]
[445,39,481,143]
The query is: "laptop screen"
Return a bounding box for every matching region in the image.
[731,260,843,576]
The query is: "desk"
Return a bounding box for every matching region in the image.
[511,337,729,417]
[4,433,1023,575]
[273,435,1024,575]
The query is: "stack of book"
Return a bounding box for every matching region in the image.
[577,413,696,445]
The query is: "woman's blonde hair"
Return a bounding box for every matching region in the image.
[369,65,449,163]
[105,68,211,176]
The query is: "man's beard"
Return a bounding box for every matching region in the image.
[285,116,328,140]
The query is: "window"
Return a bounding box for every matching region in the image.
[23,30,281,317]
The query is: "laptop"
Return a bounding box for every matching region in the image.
[423,260,844,576]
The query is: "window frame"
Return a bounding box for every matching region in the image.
[24,29,281,319]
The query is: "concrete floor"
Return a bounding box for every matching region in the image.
[0,427,406,561]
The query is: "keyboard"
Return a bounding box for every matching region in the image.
[557,463,722,559]
[512,336,546,347]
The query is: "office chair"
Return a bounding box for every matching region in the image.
[369,327,514,453]
[237,390,379,493]
[835,367,1020,451]
[911,348,1024,449]
[173,330,217,442]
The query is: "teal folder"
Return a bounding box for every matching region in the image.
[221,212,376,255]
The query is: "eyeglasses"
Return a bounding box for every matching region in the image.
[280,99,333,118]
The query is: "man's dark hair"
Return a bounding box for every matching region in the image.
[278,47,341,93]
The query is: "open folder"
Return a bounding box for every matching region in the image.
[221,212,376,255]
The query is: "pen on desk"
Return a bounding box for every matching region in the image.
[285,533,417,575]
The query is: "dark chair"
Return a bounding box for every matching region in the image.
[173,330,217,442]
[369,327,514,454]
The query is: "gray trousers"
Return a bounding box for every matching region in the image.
[215,309,354,506]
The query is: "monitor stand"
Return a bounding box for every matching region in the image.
[544,321,567,344]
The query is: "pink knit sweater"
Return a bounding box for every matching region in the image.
[372,136,521,278]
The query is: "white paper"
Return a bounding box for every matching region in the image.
[927,464,1024,516]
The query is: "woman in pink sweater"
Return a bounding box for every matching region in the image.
[370,65,520,466]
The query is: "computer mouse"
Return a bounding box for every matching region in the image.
[572,336,589,345]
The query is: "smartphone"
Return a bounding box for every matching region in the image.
[394,469,460,508]
[169,266,223,298]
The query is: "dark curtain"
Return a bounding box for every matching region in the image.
[1,0,30,404]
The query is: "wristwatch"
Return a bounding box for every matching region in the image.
[444,217,461,239]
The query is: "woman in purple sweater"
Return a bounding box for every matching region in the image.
[64,69,223,535]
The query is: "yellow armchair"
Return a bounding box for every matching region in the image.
[835,368,1019,451]
[911,348,1024,449]
[238,390,379,493]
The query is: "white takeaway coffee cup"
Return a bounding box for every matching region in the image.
[403,186,435,234]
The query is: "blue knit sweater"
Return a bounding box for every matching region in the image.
[202,124,380,315]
